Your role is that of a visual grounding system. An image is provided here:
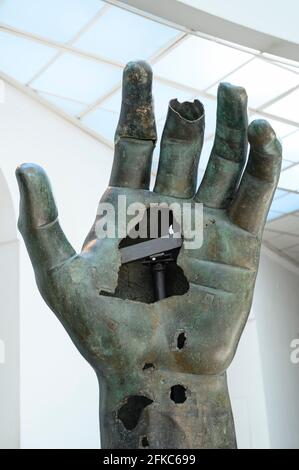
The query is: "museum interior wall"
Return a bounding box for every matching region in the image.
[0,168,19,449]
[254,250,299,448]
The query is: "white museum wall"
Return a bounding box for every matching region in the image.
[0,82,298,448]
[0,82,112,448]
[228,319,270,449]
[0,169,19,449]
[254,248,299,449]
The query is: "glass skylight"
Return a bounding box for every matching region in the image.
[267,189,299,221]
[270,191,299,213]
[0,31,56,82]
[82,106,119,142]
[31,53,121,103]
[274,189,289,199]
[74,6,181,63]
[153,35,253,91]
[0,0,298,226]
[280,131,299,162]
[37,91,87,116]
[267,211,283,221]
[265,86,299,122]
[208,58,299,108]
[279,165,299,191]
[281,159,294,170]
[101,90,122,113]
[0,0,104,42]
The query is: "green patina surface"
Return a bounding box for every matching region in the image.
[16,61,282,449]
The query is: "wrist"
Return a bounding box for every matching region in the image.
[97,369,236,449]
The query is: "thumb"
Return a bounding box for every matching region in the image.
[16,163,76,271]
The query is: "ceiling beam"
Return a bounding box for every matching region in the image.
[0,70,113,149]
[108,0,299,63]
[0,22,123,70]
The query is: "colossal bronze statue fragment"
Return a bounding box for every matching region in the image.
[16,61,282,449]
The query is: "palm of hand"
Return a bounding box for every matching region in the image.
[64,186,257,377]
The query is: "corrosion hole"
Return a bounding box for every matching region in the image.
[143,363,155,371]
[177,332,186,350]
[117,395,153,431]
[170,385,187,404]
[141,436,149,448]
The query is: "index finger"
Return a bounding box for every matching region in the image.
[109,61,157,190]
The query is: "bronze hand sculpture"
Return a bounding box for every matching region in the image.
[16,61,282,449]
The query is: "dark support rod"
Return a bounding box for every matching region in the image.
[152,262,167,300]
